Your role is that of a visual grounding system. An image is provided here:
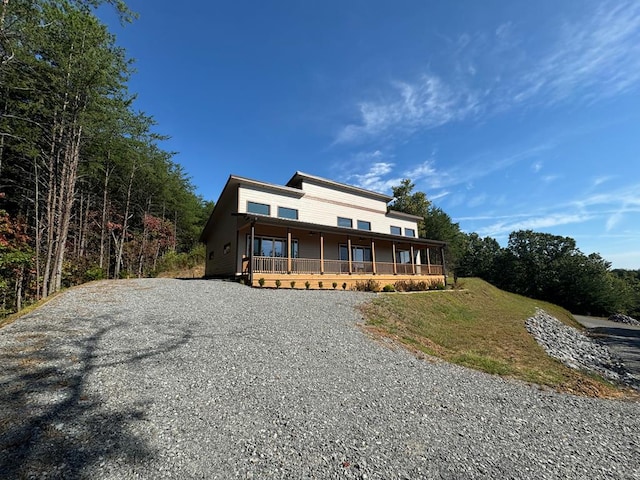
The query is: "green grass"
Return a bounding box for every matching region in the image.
[362,277,625,397]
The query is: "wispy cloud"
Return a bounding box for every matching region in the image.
[477,213,593,237]
[335,1,640,144]
[335,74,479,144]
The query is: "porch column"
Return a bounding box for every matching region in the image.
[320,233,325,274]
[410,244,416,275]
[249,220,255,285]
[287,229,292,273]
[347,236,353,274]
[441,246,447,285]
[371,239,377,274]
[392,242,397,275]
[426,247,431,274]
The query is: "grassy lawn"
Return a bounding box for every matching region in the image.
[361,277,626,398]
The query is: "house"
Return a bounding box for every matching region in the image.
[199,171,447,289]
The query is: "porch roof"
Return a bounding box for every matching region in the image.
[233,213,447,247]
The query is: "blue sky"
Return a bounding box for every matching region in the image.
[101,1,640,269]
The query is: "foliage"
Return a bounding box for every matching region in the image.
[318,281,323,289]
[290,280,296,289]
[382,284,395,292]
[332,282,338,289]
[0,1,212,316]
[258,277,265,287]
[353,279,381,292]
[304,281,310,290]
[275,279,281,289]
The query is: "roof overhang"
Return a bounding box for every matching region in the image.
[232,212,446,247]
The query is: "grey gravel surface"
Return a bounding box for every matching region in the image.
[1,279,639,479]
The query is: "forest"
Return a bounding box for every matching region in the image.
[0,0,212,316]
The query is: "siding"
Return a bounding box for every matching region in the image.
[237,181,420,236]
[205,187,238,276]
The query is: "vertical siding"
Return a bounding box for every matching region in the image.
[205,187,239,277]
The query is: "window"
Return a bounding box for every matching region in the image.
[337,217,352,228]
[405,228,415,237]
[339,245,372,261]
[357,220,371,231]
[247,235,298,258]
[247,201,270,216]
[390,226,402,235]
[278,206,298,220]
[223,243,231,255]
[396,250,411,264]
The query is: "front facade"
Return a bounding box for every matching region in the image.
[200,172,446,289]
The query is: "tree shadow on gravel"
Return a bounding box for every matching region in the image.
[0,314,192,479]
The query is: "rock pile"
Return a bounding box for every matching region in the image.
[526,309,635,387]
[608,313,640,326]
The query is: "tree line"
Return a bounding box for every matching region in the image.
[0,0,212,316]
[391,180,640,317]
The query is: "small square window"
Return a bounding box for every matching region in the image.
[357,220,371,231]
[247,201,270,216]
[405,228,415,237]
[337,217,352,228]
[223,243,231,255]
[390,226,402,235]
[278,206,298,220]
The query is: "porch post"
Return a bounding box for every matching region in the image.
[371,239,377,274]
[320,233,325,274]
[410,244,416,275]
[287,229,292,273]
[392,242,397,275]
[347,236,353,274]
[441,246,447,285]
[249,220,255,285]
[426,246,431,274]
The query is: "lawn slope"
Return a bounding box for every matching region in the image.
[361,278,623,397]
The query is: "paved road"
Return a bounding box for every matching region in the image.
[1,279,639,479]
[574,315,640,383]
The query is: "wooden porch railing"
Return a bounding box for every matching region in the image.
[251,256,444,276]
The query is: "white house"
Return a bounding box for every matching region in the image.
[200,171,446,288]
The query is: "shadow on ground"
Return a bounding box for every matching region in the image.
[0,314,191,478]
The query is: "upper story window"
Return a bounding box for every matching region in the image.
[337,217,352,228]
[278,206,298,220]
[390,226,402,235]
[247,201,270,216]
[357,220,371,231]
[405,228,416,237]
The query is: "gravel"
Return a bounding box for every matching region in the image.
[526,309,637,389]
[0,278,639,479]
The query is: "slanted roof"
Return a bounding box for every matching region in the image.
[286,171,394,203]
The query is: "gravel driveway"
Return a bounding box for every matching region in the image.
[1,279,639,479]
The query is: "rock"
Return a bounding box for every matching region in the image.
[608,313,640,326]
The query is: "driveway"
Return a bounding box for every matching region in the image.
[1,279,639,479]
[574,315,640,383]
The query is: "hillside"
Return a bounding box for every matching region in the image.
[361,278,624,397]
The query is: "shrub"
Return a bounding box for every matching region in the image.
[318,281,323,289]
[354,279,381,292]
[290,280,296,289]
[305,281,311,290]
[342,282,347,290]
[84,266,105,282]
[258,277,265,287]
[394,279,429,292]
[382,284,395,292]
[275,279,281,289]
[332,282,338,289]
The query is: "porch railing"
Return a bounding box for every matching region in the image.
[251,256,444,276]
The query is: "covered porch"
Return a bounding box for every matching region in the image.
[236,214,446,289]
